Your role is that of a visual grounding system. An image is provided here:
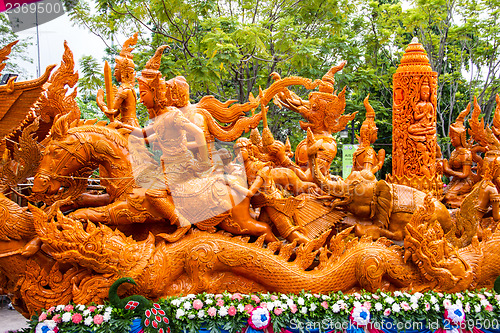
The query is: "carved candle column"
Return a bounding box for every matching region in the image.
[387,37,443,196]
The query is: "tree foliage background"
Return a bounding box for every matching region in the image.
[12,0,500,178]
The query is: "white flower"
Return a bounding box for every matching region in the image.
[485,292,493,297]
[353,301,362,308]
[375,303,383,311]
[219,306,228,317]
[103,312,111,322]
[351,306,371,326]
[414,292,423,299]
[281,294,289,300]
[385,297,394,304]
[434,304,440,312]
[430,296,437,304]
[198,310,206,318]
[410,296,419,304]
[97,305,104,309]
[56,305,65,312]
[105,306,112,313]
[391,303,401,313]
[83,310,90,316]
[301,307,308,314]
[322,295,331,300]
[286,299,294,307]
[305,293,313,298]
[474,304,481,313]
[84,316,93,326]
[176,308,185,319]
[365,295,372,300]
[480,299,490,307]
[331,304,340,313]
[62,312,72,322]
[281,304,288,310]
[443,299,452,309]
[76,304,85,311]
[394,291,403,297]
[297,297,305,306]
[411,303,418,310]
[171,299,181,307]
[188,314,195,319]
[205,299,213,305]
[464,303,470,313]
[267,302,275,311]
[237,304,245,312]
[187,294,196,299]
[183,302,192,310]
[310,303,317,311]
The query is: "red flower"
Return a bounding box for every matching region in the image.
[72,313,83,324]
[93,314,104,325]
[228,306,237,316]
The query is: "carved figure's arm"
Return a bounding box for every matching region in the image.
[371,148,385,174]
[181,122,209,163]
[443,156,472,179]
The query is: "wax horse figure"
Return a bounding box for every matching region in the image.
[307,128,453,241]
[96,33,140,126]
[350,95,385,176]
[442,106,476,208]
[273,62,357,178]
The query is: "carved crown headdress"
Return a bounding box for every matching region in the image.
[359,95,377,144]
[115,33,138,75]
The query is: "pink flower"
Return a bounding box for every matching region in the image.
[271,295,279,301]
[363,301,372,310]
[88,306,97,312]
[340,303,347,310]
[354,293,361,300]
[383,309,391,316]
[485,304,493,312]
[478,294,486,300]
[208,307,217,317]
[93,314,104,325]
[261,302,268,309]
[228,306,237,316]
[274,308,283,315]
[216,299,224,307]
[72,313,83,324]
[438,293,444,298]
[48,306,56,312]
[53,314,62,323]
[64,305,74,312]
[443,300,452,309]
[321,301,328,309]
[425,303,431,311]
[251,295,260,304]
[231,293,243,301]
[372,295,380,300]
[290,304,298,314]
[401,302,411,311]
[215,294,223,299]
[39,313,47,321]
[244,304,254,314]
[193,299,203,310]
[314,294,321,298]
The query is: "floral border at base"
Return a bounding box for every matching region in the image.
[28,289,500,333]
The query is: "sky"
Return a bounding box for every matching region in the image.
[14,11,108,80]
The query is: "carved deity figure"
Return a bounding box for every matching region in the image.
[442,107,475,208]
[408,77,436,178]
[273,62,356,177]
[98,33,140,126]
[351,96,385,175]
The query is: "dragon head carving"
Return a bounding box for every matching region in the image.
[30,204,155,278]
[404,195,473,292]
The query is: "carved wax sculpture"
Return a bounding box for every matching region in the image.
[350,95,385,176]
[442,106,476,208]
[97,33,140,126]
[388,37,443,196]
[273,62,357,178]
[3,39,500,318]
